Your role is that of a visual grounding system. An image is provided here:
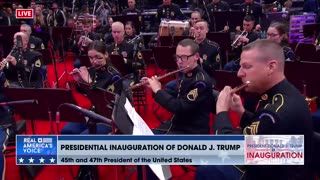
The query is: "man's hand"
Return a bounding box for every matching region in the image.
[71,66,92,84]
[141,75,161,93]
[6,55,17,66]
[216,86,232,113]
[230,93,245,117]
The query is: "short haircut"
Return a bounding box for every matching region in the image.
[242,39,285,70]
[192,8,203,18]
[194,20,209,29]
[20,23,32,34]
[88,40,107,55]
[243,15,255,22]
[177,38,199,54]
[112,21,124,30]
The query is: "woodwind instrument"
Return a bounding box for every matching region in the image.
[230,81,250,94]
[128,66,190,91]
[0,47,18,69]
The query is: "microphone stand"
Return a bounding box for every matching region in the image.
[56,103,112,179]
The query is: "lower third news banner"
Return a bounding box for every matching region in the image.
[16,135,304,165]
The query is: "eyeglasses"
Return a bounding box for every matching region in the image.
[267,33,279,37]
[174,52,196,62]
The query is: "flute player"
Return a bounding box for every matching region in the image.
[141,38,214,135]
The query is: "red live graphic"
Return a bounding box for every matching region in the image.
[16,9,34,19]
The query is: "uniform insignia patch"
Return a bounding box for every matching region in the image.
[203,54,207,61]
[187,88,198,101]
[107,84,115,93]
[30,44,35,49]
[35,59,41,67]
[216,54,220,62]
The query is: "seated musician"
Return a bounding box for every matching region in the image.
[194,20,221,74]
[224,15,259,71]
[0,68,15,180]
[239,0,262,24]
[124,21,138,42]
[141,39,214,134]
[122,0,141,16]
[188,9,203,37]
[20,24,45,51]
[207,0,230,12]
[61,40,121,134]
[156,0,185,22]
[106,21,134,75]
[266,21,297,61]
[1,32,44,88]
[196,39,314,180]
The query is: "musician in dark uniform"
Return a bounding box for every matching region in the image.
[2,32,44,88]
[122,0,141,15]
[207,0,230,12]
[156,0,185,22]
[194,20,221,75]
[62,40,121,135]
[142,39,214,134]
[224,15,259,71]
[20,24,45,51]
[239,0,262,23]
[266,22,297,61]
[197,40,314,180]
[0,69,15,180]
[107,21,134,75]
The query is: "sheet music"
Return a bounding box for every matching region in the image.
[124,98,172,180]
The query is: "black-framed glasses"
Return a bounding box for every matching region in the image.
[174,52,196,62]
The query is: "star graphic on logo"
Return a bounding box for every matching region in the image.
[49,157,55,163]
[18,158,24,163]
[29,157,34,163]
[39,157,45,163]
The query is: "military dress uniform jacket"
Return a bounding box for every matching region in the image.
[156,3,185,22]
[88,64,121,93]
[199,39,221,74]
[214,79,313,180]
[239,2,262,22]
[207,1,230,12]
[154,65,214,134]
[107,41,134,74]
[4,49,43,88]
[29,35,45,50]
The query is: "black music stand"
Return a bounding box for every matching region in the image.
[207,32,232,64]
[0,26,20,57]
[210,11,229,32]
[303,23,320,38]
[109,54,130,75]
[2,88,83,134]
[153,46,177,71]
[77,82,116,119]
[228,11,246,30]
[158,35,191,47]
[112,14,142,34]
[37,49,54,65]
